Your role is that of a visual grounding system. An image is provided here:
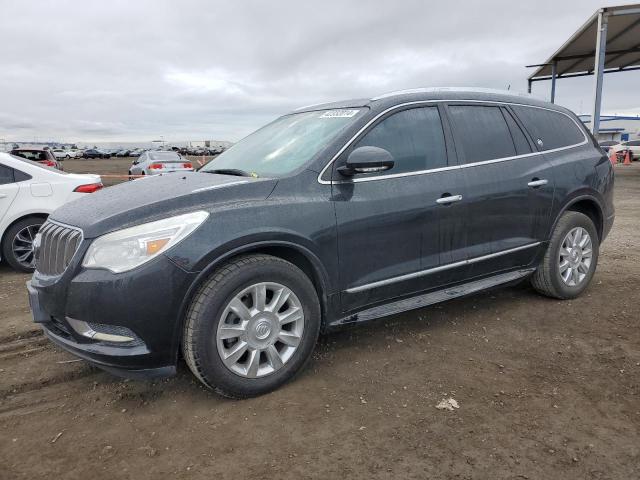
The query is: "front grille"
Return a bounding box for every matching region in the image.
[35,221,83,276]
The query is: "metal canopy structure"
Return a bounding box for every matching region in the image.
[527,4,640,136]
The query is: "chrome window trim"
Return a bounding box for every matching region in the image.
[317,99,589,185]
[344,242,540,294]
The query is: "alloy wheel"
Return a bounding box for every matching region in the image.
[558,227,592,286]
[11,224,40,270]
[216,282,305,378]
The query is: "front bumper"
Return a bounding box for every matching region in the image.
[28,253,197,379]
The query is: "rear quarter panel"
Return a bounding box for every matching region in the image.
[546,141,614,238]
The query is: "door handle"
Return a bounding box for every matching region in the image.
[527,179,548,188]
[436,194,463,205]
[0,194,7,199]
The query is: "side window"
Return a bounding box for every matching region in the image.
[353,106,447,174]
[447,105,516,163]
[511,106,585,151]
[14,168,31,182]
[503,109,532,155]
[0,165,15,185]
[628,140,640,146]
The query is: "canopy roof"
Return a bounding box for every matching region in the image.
[529,4,640,80]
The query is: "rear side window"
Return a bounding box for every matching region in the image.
[354,106,447,174]
[447,105,517,163]
[0,164,14,185]
[511,106,585,151]
[627,140,640,146]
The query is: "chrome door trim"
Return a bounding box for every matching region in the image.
[317,100,588,185]
[344,242,541,294]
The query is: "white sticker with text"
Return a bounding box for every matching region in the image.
[320,109,359,118]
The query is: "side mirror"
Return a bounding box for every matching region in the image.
[337,146,394,176]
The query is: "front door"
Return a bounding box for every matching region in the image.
[333,105,467,313]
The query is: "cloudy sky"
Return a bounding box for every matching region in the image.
[1,0,638,143]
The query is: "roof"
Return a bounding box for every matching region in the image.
[529,4,640,80]
[579,114,640,121]
[293,87,564,115]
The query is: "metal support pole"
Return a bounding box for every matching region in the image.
[591,11,608,136]
[550,61,557,103]
[527,79,532,94]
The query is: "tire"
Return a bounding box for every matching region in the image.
[531,211,599,299]
[1,217,44,272]
[65,155,70,159]
[182,254,321,398]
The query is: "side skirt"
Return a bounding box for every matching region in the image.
[329,268,535,328]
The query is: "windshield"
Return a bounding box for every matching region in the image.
[200,109,363,177]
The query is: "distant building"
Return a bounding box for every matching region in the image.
[578,115,640,142]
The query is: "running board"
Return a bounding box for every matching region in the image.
[330,269,535,327]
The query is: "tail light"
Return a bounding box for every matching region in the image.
[41,160,57,167]
[74,183,104,193]
[183,162,193,169]
[149,163,164,170]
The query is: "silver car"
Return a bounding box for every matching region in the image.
[129,151,194,178]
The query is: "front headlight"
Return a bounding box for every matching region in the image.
[82,211,209,273]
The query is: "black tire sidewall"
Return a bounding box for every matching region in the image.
[190,258,321,397]
[547,213,599,298]
[2,218,44,272]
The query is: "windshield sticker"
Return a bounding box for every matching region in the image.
[320,109,359,118]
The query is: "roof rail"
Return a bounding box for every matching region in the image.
[370,87,532,101]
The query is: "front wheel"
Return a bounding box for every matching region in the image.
[531,211,599,299]
[182,254,321,398]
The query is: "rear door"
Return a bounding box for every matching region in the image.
[446,102,555,277]
[333,104,466,313]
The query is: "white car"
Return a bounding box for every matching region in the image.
[129,150,194,178]
[0,152,103,272]
[611,139,640,160]
[52,148,78,160]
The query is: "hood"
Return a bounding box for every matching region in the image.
[51,171,276,238]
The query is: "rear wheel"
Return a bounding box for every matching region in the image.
[182,254,321,398]
[1,217,44,272]
[531,211,599,299]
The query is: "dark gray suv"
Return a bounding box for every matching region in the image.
[28,88,615,398]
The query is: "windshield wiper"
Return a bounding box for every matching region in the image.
[204,168,254,177]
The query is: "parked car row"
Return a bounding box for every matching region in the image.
[175,146,226,156]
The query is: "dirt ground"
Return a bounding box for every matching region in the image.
[1,163,639,480]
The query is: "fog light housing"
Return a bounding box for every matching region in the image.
[66,318,139,344]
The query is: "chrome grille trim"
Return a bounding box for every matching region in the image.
[35,220,84,276]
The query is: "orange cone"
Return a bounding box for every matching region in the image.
[609,149,618,165]
[623,150,632,165]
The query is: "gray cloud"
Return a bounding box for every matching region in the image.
[0,0,637,143]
